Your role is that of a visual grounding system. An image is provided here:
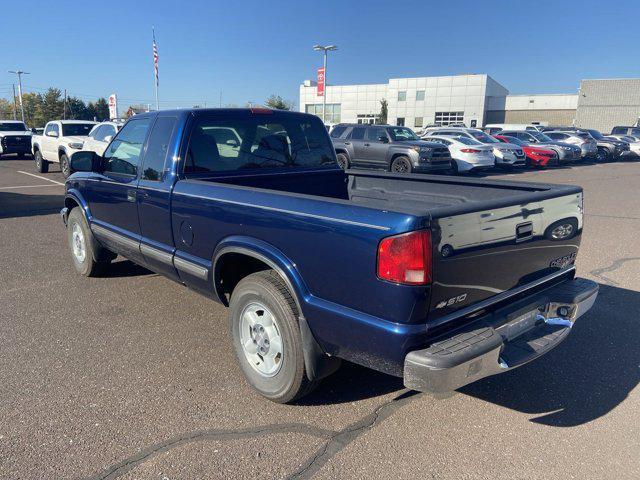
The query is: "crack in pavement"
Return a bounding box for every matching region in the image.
[85,423,336,480]
[286,390,420,480]
[85,390,420,480]
[589,257,640,286]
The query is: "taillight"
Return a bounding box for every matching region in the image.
[377,231,431,285]
[460,148,481,153]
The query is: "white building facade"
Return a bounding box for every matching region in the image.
[300,74,509,129]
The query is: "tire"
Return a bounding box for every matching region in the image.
[67,208,114,277]
[336,152,349,170]
[229,270,319,403]
[60,153,70,178]
[34,150,49,173]
[596,148,609,163]
[390,155,412,173]
[449,160,459,175]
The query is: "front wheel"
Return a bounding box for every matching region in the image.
[34,150,49,173]
[336,153,349,170]
[390,155,412,173]
[229,270,319,403]
[67,208,114,276]
[60,153,70,177]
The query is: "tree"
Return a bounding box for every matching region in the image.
[379,99,388,125]
[21,92,45,127]
[264,95,294,110]
[94,98,110,121]
[65,97,90,120]
[0,99,14,119]
[40,88,64,124]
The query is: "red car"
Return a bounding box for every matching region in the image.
[493,135,558,167]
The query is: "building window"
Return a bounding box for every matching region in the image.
[435,111,465,126]
[414,117,423,128]
[398,91,406,101]
[396,117,405,126]
[416,90,425,101]
[305,103,341,123]
[356,114,379,125]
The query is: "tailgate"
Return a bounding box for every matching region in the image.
[429,191,583,322]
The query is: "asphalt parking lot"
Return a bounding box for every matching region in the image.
[1,156,639,480]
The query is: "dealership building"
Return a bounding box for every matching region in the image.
[299,75,640,132]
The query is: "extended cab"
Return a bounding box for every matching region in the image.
[32,120,97,176]
[61,108,598,403]
[0,120,32,158]
[330,123,452,173]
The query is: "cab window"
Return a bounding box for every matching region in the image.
[103,118,152,176]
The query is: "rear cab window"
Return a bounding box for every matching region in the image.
[184,111,336,174]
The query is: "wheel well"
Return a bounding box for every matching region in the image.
[215,252,272,305]
[334,149,349,157]
[33,145,39,153]
[389,153,408,168]
[59,149,67,159]
[64,197,80,210]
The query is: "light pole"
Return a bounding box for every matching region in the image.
[313,45,337,123]
[8,70,29,124]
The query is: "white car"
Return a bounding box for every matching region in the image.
[423,135,495,174]
[32,120,97,176]
[0,120,32,158]
[82,121,123,155]
[423,127,526,168]
[484,123,547,134]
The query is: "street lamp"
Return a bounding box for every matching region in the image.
[8,70,29,124]
[313,45,337,124]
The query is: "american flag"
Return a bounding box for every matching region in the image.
[152,29,159,86]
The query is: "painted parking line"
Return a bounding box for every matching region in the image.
[17,171,65,186]
[0,184,64,190]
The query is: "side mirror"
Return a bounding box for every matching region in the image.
[69,151,99,174]
[378,136,389,143]
[103,135,113,143]
[31,128,37,134]
[46,130,59,138]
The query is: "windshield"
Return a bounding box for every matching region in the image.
[502,136,524,146]
[469,130,499,143]
[387,127,420,141]
[586,129,605,140]
[531,132,553,142]
[62,123,95,136]
[0,122,28,132]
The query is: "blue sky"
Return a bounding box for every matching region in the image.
[3,0,640,110]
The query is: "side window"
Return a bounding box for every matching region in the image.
[141,117,177,181]
[611,127,624,134]
[49,124,60,136]
[94,126,109,141]
[366,127,387,142]
[350,127,365,140]
[102,125,117,141]
[103,118,152,176]
[526,126,536,131]
[330,125,347,138]
[44,124,53,135]
[88,125,101,139]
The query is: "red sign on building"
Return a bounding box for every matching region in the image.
[317,67,325,97]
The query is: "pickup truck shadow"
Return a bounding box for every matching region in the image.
[296,361,405,405]
[459,283,638,427]
[0,191,63,219]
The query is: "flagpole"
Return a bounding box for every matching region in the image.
[153,27,159,111]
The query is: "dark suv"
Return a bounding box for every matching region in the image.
[330,124,451,173]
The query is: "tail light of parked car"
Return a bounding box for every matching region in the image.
[377,231,432,285]
[460,148,481,153]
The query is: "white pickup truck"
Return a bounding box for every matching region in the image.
[32,120,97,176]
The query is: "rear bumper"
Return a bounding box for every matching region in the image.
[404,277,598,394]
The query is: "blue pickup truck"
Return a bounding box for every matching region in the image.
[62,108,598,403]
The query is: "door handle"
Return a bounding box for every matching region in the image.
[137,190,149,199]
[343,142,351,145]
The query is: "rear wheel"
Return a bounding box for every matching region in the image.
[34,150,49,173]
[390,156,412,173]
[229,270,319,403]
[67,208,114,276]
[336,153,349,170]
[449,160,459,175]
[60,153,70,177]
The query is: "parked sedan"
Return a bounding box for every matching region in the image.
[499,130,582,163]
[494,135,557,167]
[423,127,526,168]
[82,121,123,155]
[582,129,630,161]
[545,131,598,160]
[423,135,495,174]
